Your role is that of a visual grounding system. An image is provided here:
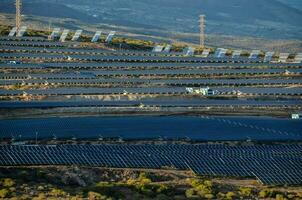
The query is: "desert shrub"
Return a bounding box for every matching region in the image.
[226,191,236,200]
[0,188,10,198]
[239,187,252,197]
[49,188,66,197]
[1,178,15,187]
[185,188,196,198]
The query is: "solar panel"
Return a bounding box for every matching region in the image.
[163,45,172,53]
[249,50,260,59]
[278,53,290,63]
[91,31,102,42]
[294,53,302,63]
[0,144,301,186]
[105,31,116,43]
[16,26,27,37]
[59,29,70,42]
[201,49,210,58]
[152,45,164,53]
[214,48,227,58]
[232,50,242,59]
[264,52,274,62]
[71,30,83,41]
[184,47,195,56]
[49,28,61,40]
[8,27,17,37]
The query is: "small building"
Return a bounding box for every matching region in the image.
[291,114,301,119]
[186,87,217,96]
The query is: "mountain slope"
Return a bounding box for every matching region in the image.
[0,1,98,23]
[0,0,301,39]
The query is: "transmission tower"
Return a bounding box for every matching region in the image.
[199,15,205,49]
[15,0,22,32]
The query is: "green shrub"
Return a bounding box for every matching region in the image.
[156,184,168,193]
[204,193,215,199]
[276,194,287,200]
[138,172,152,184]
[185,188,196,198]
[226,191,236,200]
[1,178,15,187]
[239,187,252,197]
[258,189,277,198]
[0,188,10,198]
[49,188,66,197]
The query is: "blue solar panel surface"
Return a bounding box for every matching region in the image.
[0,144,301,185]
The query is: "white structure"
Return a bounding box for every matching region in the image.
[105,31,116,43]
[264,52,274,62]
[278,53,290,63]
[8,27,17,37]
[249,50,261,59]
[291,114,301,119]
[294,53,302,63]
[152,45,164,53]
[16,26,27,37]
[214,48,227,58]
[184,47,195,56]
[232,50,242,59]
[163,45,172,53]
[71,30,83,41]
[59,29,70,42]
[201,49,210,58]
[49,28,60,40]
[186,87,216,96]
[91,31,102,42]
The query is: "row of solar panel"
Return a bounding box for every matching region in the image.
[0,87,302,96]
[2,143,301,152]
[1,100,301,109]
[1,35,302,63]
[0,144,301,185]
[0,52,264,63]
[8,27,116,43]
[1,78,301,87]
[1,69,301,80]
[0,45,182,55]
[1,62,301,70]
[1,45,301,62]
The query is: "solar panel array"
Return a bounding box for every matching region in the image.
[1,99,301,109]
[8,27,17,37]
[91,31,102,43]
[232,50,242,59]
[0,144,301,186]
[105,31,116,43]
[214,48,227,58]
[71,30,83,41]
[278,53,290,63]
[249,50,261,59]
[201,49,210,58]
[184,47,195,56]
[152,45,164,53]
[294,53,302,63]
[163,45,172,53]
[59,29,70,42]
[264,52,274,62]
[49,28,60,40]
[16,26,27,37]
